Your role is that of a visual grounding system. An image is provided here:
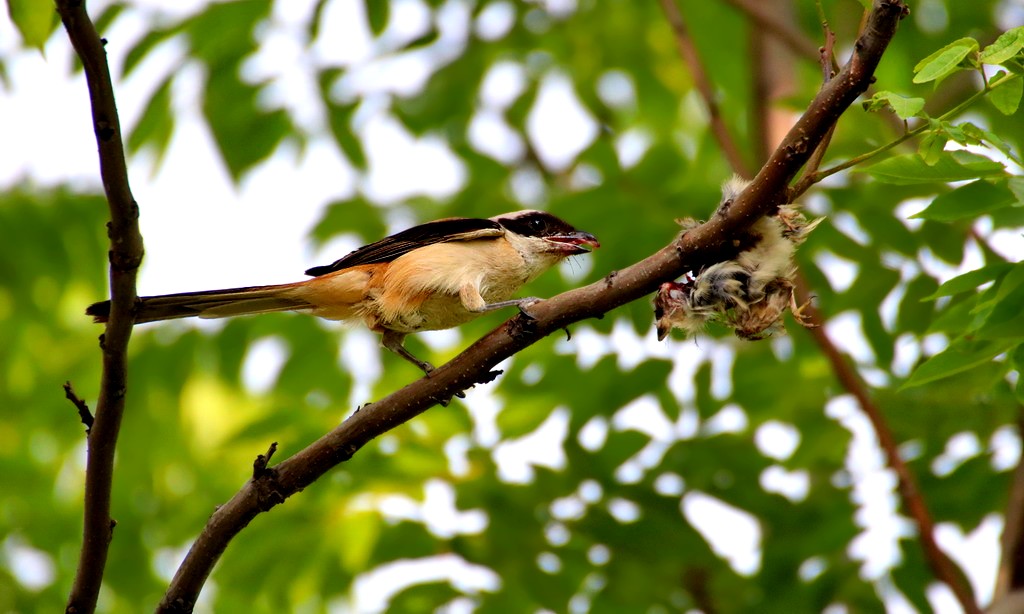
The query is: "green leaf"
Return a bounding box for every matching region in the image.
[989,72,1023,115]
[6,0,58,51]
[122,27,181,78]
[979,26,1024,65]
[127,76,175,164]
[902,337,1017,389]
[910,179,1017,222]
[976,267,1024,339]
[326,100,367,169]
[862,151,1005,184]
[863,91,925,120]
[923,263,1013,300]
[918,132,947,166]
[1009,176,1024,203]
[913,38,979,84]
[366,0,389,36]
[338,511,381,572]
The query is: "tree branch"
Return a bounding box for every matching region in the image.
[57,1,145,612]
[159,2,909,610]
[64,381,94,433]
[995,412,1024,601]
[657,0,753,179]
[794,277,980,614]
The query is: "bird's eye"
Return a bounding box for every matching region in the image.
[528,217,546,232]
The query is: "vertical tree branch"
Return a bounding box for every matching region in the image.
[794,280,980,614]
[57,1,145,612]
[657,0,753,179]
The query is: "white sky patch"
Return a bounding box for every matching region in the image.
[930,432,982,477]
[469,109,526,164]
[596,69,637,110]
[654,472,686,497]
[2,536,55,591]
[479,60,527,109]
[614,129,651,169]
[936,515,1001,607]
[526,70,598,172]
[474,1,516,41]
[754,421,801,461]
[832,211,871,246]
[825,311,876,366]
[990,425,1021,471]
[759,466,810,503]
[362,112,466,203]
[891,333,921,379]
[492,408,569,483]
[340,327,383,406]
[612,395,673,441]
[826,395,909,580]
[312,0,374,65]
[703,403,748,436]
[347,554,500,613]
[815,250,859,293]
[578,416,609,451]
[241,336,290,395]
[682,492,762,576]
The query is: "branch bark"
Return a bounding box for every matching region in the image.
[159,1,909,610]
[57,1,145,612]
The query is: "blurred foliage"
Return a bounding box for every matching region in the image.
[2,0,1023,612]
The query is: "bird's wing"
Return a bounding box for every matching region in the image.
[305,217,504,276]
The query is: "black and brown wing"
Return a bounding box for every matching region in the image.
[304,217,504,276]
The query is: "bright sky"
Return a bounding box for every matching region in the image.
[0,1,1013,611]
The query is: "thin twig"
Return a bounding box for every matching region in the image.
[791,16,838,196]
[995,412,1024,600]
[657,0,753,178]
[794,275,980,614]
[57,0,145,612]
[63,381,94,433]
[723,0,821,61]
[158,3,909,610]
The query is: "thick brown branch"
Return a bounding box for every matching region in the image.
[794,276,980,614]
[159,2,908,610]
[657,0,753,178]
[58,1,145,612]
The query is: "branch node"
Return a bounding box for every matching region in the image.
[64,381,94,432]
[507,312,538,340]
[253,442,278,479]
[252,443,284,512]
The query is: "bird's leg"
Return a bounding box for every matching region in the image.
[460,284,541,316]
[381,329,435,375]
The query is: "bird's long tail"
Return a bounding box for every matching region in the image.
[86,283,313,324]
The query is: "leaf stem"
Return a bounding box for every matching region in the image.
[807,71,1021,186]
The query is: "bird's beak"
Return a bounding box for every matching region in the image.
[545,231,600,255]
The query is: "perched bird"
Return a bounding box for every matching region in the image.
[654,178,820,341]
[87,210,599,373]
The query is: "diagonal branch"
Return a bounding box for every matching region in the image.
[158,2,909,610]
[57,1,145,612]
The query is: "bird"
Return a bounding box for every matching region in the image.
[654,177,820,341]
[87,209,600,374]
